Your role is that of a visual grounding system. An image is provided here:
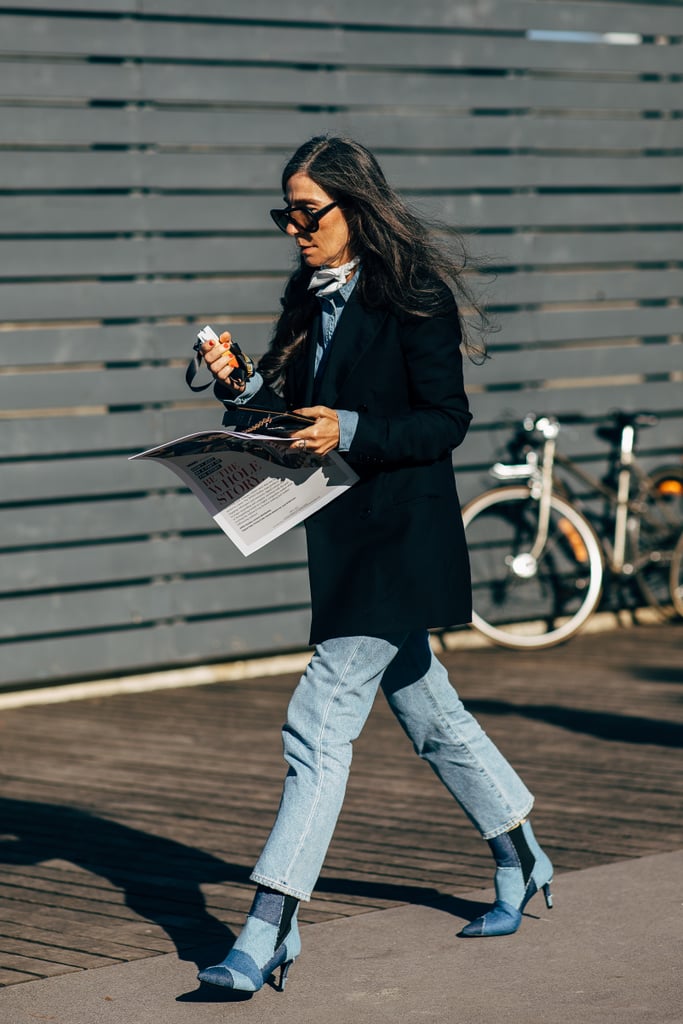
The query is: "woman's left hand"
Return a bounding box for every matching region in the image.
[289,406,340,456]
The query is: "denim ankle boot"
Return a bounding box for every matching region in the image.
[461,820,553,937]
[198,888,300,992]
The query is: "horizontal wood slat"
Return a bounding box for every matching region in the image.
[0,408,221,458]
[467,380,683,430]
[4,231,683,281]
[0,323,271,369]
[2,303,680,373]
[3,192,683,238]
[467,340,682,387]
[2,269,682,323]
[5,1,683,37]
[0,494,206,548]
[422,193,683,231]
[0,452,307,508]
[490,309,683,348]
[0,530,308,591]
[4,151,682,192]
[458,417,683,469]
[4,108,683,151]
[2,62,682,111]
[0,569,311,638]
[154,0,683,36]
[487,269,683,306]
[0,278,284,321]
[0,609,312,686]
[2,15,681,74]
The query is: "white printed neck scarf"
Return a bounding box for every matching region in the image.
[307,258,360,297]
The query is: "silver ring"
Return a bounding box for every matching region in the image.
[299,439,307,450]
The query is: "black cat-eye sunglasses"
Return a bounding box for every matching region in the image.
[269,200,339,234]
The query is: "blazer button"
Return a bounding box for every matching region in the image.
[360,507,372,519]
[358,404,368,413]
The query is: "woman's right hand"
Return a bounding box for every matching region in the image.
[200,331,246,394]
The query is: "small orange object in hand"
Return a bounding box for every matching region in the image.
[223,343,240,371]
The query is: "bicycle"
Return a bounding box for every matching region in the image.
[461,411,683,650]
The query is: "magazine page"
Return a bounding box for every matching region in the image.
[130,429,358,556]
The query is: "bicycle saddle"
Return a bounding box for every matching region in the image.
[596,410,658,443]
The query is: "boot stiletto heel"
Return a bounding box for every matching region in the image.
[460,819,553,938]
[277,958,294,991]
[198,889,300,993]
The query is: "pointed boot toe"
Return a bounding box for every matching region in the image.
[197,964,237,987]
[460,899,522,937]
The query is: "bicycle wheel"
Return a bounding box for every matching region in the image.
[462,486,604,650]
[631,465,683,618]
[669,531,683,619]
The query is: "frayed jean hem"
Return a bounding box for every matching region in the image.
[250,872,312,902]
[480,798,535,841]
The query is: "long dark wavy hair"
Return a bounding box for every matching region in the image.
[259,135,490,388]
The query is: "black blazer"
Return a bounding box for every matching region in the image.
[222,287,472,644]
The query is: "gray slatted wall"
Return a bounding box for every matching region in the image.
[1,0,681,689]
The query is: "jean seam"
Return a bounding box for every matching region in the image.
[420,668,530,836]
[280,636,367,883]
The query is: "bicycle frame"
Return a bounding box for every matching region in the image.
[490,416,656,578]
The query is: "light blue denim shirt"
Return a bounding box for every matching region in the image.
[313,271,359,450]
[232,271,360,451]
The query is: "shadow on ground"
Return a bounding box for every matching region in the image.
[0,798,238,969]
[0,799,489,971]
[466,700,683,746]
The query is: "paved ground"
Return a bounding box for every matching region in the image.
[0,851,680,1024]
[0,621,681,1020]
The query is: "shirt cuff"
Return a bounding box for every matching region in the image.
[224,371,263,405]
[336,410,359,451]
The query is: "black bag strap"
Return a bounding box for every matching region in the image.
[185,328,255,393]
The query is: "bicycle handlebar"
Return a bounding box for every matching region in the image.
[500,408,659,468]
[523,415,560,440]
[520,410,658,433]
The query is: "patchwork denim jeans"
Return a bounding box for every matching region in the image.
[251,630,533,901]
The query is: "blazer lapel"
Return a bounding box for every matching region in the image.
[314,291,388,407]
[304,311,319,406]
[287,311,320,407]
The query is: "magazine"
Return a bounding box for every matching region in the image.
[130,428,358,556]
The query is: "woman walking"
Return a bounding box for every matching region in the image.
[195,136,553,993]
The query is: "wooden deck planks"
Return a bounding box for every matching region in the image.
[0,622,681,987]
